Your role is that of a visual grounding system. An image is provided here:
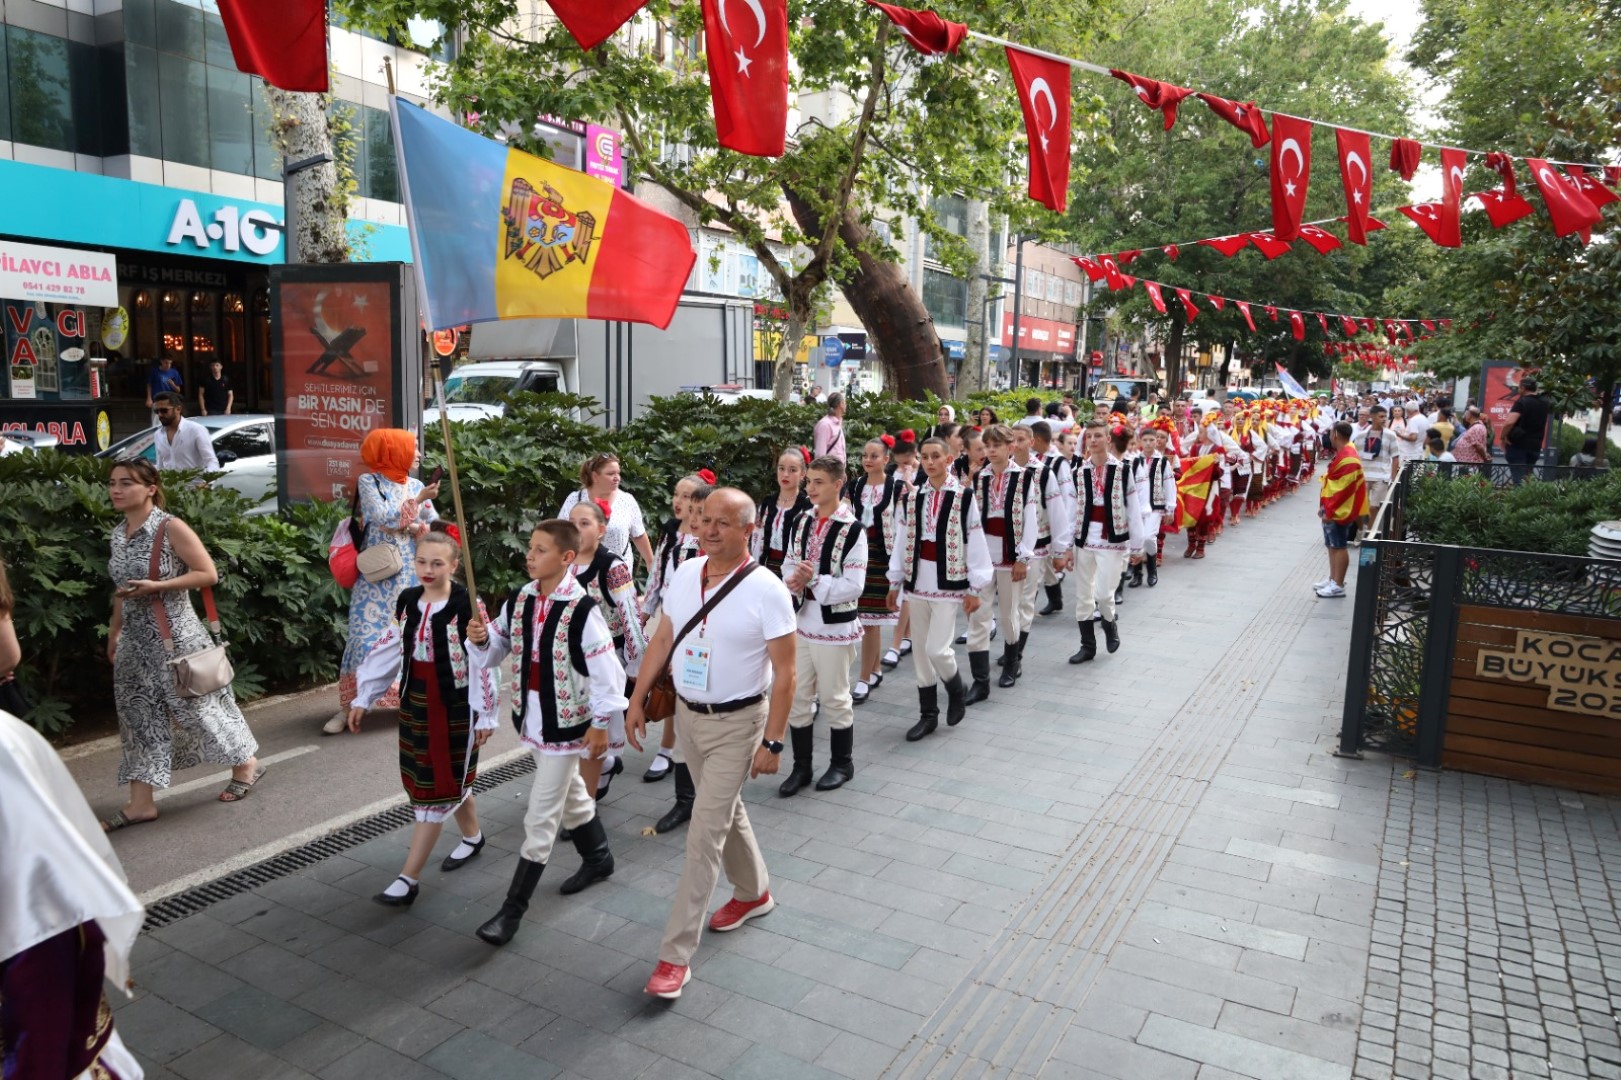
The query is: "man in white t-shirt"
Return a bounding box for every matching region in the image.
[151,393,220,474]
[626,488,797,1000]
[1351,405,1400,514]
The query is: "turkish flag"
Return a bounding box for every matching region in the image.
[1144,281,1168,314]
[703,0,790,157]
[1526,158,1602,239]
[1208,296,1226,311]
[1288,311,1306,341]
[546,0,650,49]
[1246,232,1293,259]
[1398,203,1455,246]
[1197,94,1270,147]
[1298,224,1343,254]
[1567,166,1619,208]
[217,0,328,91]
[1008,48,1072,212]
[1175,288,1199,322]
[1200,235,1251,257]
[1421,320,1437,332]
[1266,305,1280,322]
[1111,70,1194,130]
[1317,312,1330,334]
[1390,138,1422,181]
[1116,249,1143,265]
[1471,189,1534,229]
[1439,319,1453,330]
[1607,166,1621,188]
[1335,128,1373,244]
[1163,244,1181,260]
[1236,301,1257,332]
[1341,316,1359,336]
[1269,114,1313,241]
[1485,151,1518,197]
[1360,317,1377,333]
[864,1,967,55]
[1435,147,1466,247]
[1074,257,1106,283]
[1120,273,1138,290]
[1097,253,1127,290]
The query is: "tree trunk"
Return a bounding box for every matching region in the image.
[1597,378,1615,468]
[770,303,811,402]
[265,87,349,264]
[783,190,948,400]
[958,199,991,396]
[1164,313,1185,400]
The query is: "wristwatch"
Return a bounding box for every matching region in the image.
[762,738,784,755]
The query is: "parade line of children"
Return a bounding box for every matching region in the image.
[344,397,1326,994]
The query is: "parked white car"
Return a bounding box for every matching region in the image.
[97,415,278,515]
[0,429,60,456]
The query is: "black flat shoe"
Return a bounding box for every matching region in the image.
[373,877,419,907]
[440,836,486,872]
[595,756,624,801]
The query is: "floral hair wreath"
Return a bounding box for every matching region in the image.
[880,433,897,449]
[594,497,612,521]
[697,468,718,485]
[442,523,462,544]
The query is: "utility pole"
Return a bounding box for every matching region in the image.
[1009,235,1029,391]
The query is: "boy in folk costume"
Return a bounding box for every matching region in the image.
[1069,422,1147,664]
[778,456,868,795]
[881,430,921,670]
[567,499,646,804]
[347,524,499,907]
[847,439,903,704]
[1133,420,1178,588]
[963,425,1041,703]
[887,437,992,742]
[466,520,628,946]
[1031,421,1077,617]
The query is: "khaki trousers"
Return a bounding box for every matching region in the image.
[908,597,962,686]
[1073,548,1127,623]
[520,749,598,863]
[789,637,857,731]
[966,567,1022,651]
[658,699,770,966]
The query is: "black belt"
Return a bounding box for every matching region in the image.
[679,693,765,715]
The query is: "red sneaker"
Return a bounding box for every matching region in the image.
[708,892,775,932]
[644,961,691,999]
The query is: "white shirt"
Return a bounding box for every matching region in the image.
[559,489,646,563]
[352,598,499,729]
[154,418,219,472]
[1351,424,1400,483]
[661,557,797,704]
[982,464,1043,566]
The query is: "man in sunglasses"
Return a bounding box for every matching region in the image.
[151,392,219,475]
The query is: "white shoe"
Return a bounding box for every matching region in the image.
[1312,578,1333,591]
[1315,583,1347,598]
[322,711,349,735]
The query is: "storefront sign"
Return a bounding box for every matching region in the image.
[0,401,111,453]
[166,198,282,258]
[270,263,421,506]
[1477,629,1621,718]
[1000,313,1078,356]
[0,240,118,307]
[584,124,624,187]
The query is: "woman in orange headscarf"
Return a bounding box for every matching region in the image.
[328,429,441,735]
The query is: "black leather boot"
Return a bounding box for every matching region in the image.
[816,727,854,790]
[998,636,1021,688]
[964,651,991,705]
[1101,619,1120,654]
[558,815,615,895]
[778,725,816,797]
[1146,554,1158,587]
[476,858,545,946]
[1013,632,1027,677]
[1068,621,1097,664]
[944,673,968,726]
[1039,584,1064,615]
[1114,575,1126,606]
[1128,561,1144,588]
[654,763,694,833]
[906,685,939,742]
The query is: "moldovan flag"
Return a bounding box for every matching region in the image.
[392,101,695,332]
[217,0,328,92]
[1175,453,1219,529]
[1320,445,1369,524]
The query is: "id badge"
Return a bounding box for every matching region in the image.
[678,638,712,693]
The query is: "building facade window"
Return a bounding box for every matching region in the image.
[7,27,75,152]
[922,267,966,329]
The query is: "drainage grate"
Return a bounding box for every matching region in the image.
[140,753,536,931]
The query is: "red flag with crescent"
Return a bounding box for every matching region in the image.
[1390,138,1422,181]
[864,1,967,55]
[1197,93,1270,147]
[1246,232,1293,259]
[1288,310,1306,341]
[1471,189,1534,229]
[1008,47,1072,212]
[1175,288,1199,322]
[1199,235,1250,257]
[1298,224,1343,254]
[1236,301,1257,332]
[1526,158,1601,239]
[1335,128,1373,245]
[1269,114,1313,241]
[702,0,790,157]
[1567,166,1619,208]
[1143,280,1168,314]
[1436,147,1466,247]
[1110,70,1194,130]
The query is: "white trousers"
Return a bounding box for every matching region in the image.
[1020,556,1050,628]
[520,749,598,863]
[789,638,857,731]
[908,597,963,686]
[967,567,1022,651]
[1073,548,1127,624]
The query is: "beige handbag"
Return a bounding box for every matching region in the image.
[150,519,235,698]
[353,475,405,583]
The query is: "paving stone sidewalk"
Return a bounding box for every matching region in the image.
[104,490,1614,1079]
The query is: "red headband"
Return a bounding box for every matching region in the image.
[594,497,612,521]
[800,446,812,464]
[697,468,717,485]
[442,523,462,544]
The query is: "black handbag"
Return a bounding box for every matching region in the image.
[0,674,33,719]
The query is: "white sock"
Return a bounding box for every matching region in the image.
[449,832,483,860]
[596,757,619,793]
[383,875,417,897]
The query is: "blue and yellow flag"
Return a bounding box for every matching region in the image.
[392,101,696,331]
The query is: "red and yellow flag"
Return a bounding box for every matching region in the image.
[1175,453,1218,530]
[1320,446,1369,523]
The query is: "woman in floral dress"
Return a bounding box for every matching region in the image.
[104,459,260,829]
[330,429,439,734]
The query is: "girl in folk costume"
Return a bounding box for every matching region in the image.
[953,426,986,485]
[963,425,1041,704]
[881,430,922,670]
[467,520,629,946]
[1135,422,1179,587]
[886,438,993,742]
[753,449,812,580]
[568,499,645,803]
[1227,409,1256,525]
[347,524,498,907]
[1030,421,1078,617]
[779,456,869,795]
[1184,413,1231,555]
[847,439,902,704]
[1069,422,1148,664]
[1108,425,1137,606]
[640,473,711,824]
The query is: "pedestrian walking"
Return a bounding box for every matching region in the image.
[813,393,848,462]
[1502,376,1550,482]
[640,473,709,805]
[151,392,219,474]
[102,459,261,830]
[567,498,645,802]
[559,453,654,572]
[625,488,798,999]
[1068,422,1146,664]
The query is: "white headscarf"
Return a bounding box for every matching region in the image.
[0,710,143,991]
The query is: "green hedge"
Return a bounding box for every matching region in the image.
[1405,468,1621,556]
[2,388,1087,734]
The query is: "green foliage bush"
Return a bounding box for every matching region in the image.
[1405,468,1621,556]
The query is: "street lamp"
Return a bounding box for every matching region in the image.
[1008,234,1033,391]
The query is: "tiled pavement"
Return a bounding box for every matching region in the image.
[107,489,1615,1079]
